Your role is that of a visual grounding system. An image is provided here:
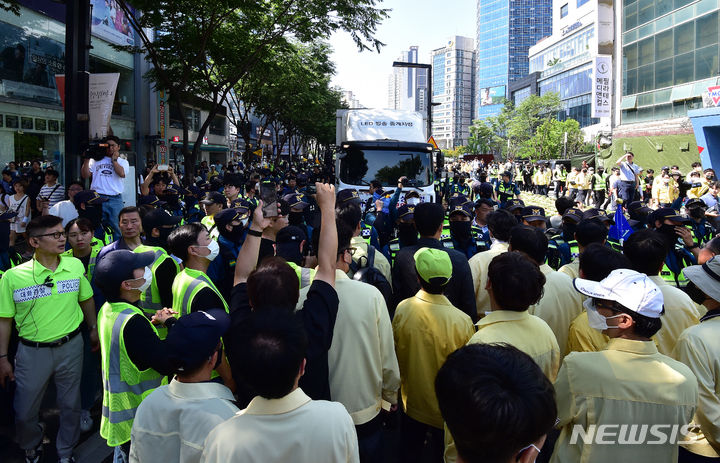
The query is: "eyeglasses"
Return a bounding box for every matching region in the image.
[31,231,66,240]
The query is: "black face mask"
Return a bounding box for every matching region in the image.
[289,211,305,226]
[562,223,578,241]
[683,281,707,305]
[157,227,174,246]
[450,221,472,245]
[220,223,246,243]
[689,208,706,220]
[658,223,678,243]
[80,205,103,228]
[398,222,418,246]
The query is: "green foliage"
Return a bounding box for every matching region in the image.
[468,92,583,160]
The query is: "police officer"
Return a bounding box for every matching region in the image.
[284,192,313,245]
[207,203,253,296]
[443,195,486,258]
[275,225,316,288]
[73,190,114,245]
[496,171,521,209]
[504,198,526,223]
[685,198,716,245]
[0,215,98,463]
[94,250,177,462]
[627,201,653,231]
[582,208,622,252]
[521,206,548,231]
[547,208,583,270]
[64,217,104,282]
[199,192,226,241]
[388,204,418,264]
[650,207,698,288]
[591,166,609,208]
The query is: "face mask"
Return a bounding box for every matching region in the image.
[196,239,220,261]
[128,266,153,294]
[397,222,418,246]
[683,281,708,305]
[221,223,246,243]
[157,227,174,246]
[689,208,705,220]
[81,205,103,228]
[562,223,577,241]
[289,211,304,226]
[406,197,420,206]
[585,299,623,331]
[449,221,472,244]
[658,223,678,243]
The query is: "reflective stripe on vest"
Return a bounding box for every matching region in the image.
[99,305,165,446]
[134,246,171,314]
[173,269,228,318]
[300,267,312,288]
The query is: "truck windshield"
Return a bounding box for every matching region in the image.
[339,148,432,187]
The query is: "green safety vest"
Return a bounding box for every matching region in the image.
[388,238,401,265]
[200,215,219,240]
[287,262,316,288]
[98,302,167,447]
[556,170,567,182]
[134,245,180,339]
[593,173,608,191]
[660,262,689,288]
[62,239,103,282]
[497,182,516,203]
[171,267,228,318]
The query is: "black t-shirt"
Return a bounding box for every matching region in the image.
[123,310,177,376]
[257,238,275,267]
[225,279,339,406]
[190,287,226,313]
[154,258,178,308]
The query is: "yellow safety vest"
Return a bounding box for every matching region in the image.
[134,244,180,339]
[171,267,228,318]
[98,302,167,447]
[287,262,316,288]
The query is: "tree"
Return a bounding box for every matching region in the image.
[117,0,387,183]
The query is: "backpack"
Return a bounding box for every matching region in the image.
[350,245,393,310]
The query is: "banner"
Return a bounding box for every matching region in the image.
[480,86,506,106]
[88,73,120,139]
[157,90,169,165]
[592,55,612,118]
[90,0,135,46]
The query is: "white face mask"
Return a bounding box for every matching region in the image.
[585,299,623,331]
[129,266,153,293]
[197,239,220,261]
[406,197,420,206]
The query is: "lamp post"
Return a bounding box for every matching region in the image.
[392,61,438,139]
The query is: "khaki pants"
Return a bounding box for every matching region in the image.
[14,333,83,458]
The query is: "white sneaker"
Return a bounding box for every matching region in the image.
[80,409,93,432]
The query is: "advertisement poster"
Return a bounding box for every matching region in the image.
[0,20,64,104]
[592,55,612,118]
[90,0,135,46]
[88,73,120,139]
[480,86,506,106]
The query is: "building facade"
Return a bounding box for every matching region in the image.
[475,0,553,120]
[431,36,476,149]
[527,0,613,133]
[387,46,428,112]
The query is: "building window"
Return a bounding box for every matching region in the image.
[560,4,568,18]
[577,0,589,6]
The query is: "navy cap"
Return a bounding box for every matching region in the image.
[398,204,415,221]
[562,207,584,224]
[336,188,362,205]
[448,195,473,218]
[142,208,181,232]
[199,191,226,206]
[277,225,306,244]
[165,309,230,372]
[582,208,614,224]
[650,207,691,223]
[94,250,155,294]
[214,207,250,229]
[504,199,525,212]
[138,194,166,207]
[628,201,652,215]
[685,198,707,209]
[283,193,308,210]
[188,185,204,197]
[73,190,108,207]
[522,206,546,222]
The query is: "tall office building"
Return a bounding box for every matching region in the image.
[431,37,476,149]
[387,46,428,111]
[475,0,553,120]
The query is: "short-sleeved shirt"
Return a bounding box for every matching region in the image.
[37,183,65,208]
[88,156,129,195]
[619,161,642,182]
[0,255,93,342]
[49,199,79,227]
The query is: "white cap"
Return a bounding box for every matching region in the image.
[573,269,664,318]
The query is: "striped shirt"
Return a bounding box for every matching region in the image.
[37,183,65,208]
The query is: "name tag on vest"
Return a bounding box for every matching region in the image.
[56,278,80,294]
[13,285,52,303]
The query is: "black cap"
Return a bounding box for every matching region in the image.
[138,194,166,207]
[504,199,525,212]
[142,208,181,232]
[165,309,230,372]
[582,208,614,224]
[337,188,362,205]
[214,207,250,229]
[199,191,226,206]
[522,206,546,222]
[73,190,108,207]
[94,250,155,293]
[628,201,652,215]
[223,173,243,187]
[277,225,306,244]
[685,198,707,209]
[398,204,415,220]
[649,207,691,224]
[562,207,584,224]
[283,193,309,210]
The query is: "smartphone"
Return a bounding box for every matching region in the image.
[260,181,278,217]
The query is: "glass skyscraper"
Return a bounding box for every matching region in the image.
[476,0,553,119]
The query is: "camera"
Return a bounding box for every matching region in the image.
[84,141,109,161]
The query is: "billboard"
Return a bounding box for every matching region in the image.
[480,86,506,106]
[0,21,64,104]
[90,0,135,46]
[591,55,612,118]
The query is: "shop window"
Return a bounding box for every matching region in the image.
[21,117,33,130]
[48,120,59,132]
[35,118,46,131]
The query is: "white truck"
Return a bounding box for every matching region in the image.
[335,109,436,205]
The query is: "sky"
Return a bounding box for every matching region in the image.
[330,0,477,109]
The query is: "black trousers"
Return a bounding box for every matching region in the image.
[400,413,444,463]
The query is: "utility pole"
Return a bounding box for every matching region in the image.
[64,0,92,186]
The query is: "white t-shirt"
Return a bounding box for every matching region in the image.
[49,199,79,227]
[88,156,128,195]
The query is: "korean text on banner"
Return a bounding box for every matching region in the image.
[592,55,612,118]
[88,73,120,139]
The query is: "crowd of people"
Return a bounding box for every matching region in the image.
[0,141,719,463]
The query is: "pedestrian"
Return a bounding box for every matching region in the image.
[553,269,698,463]
[206,202,254,295]
[198,191,226,241]
[94,249,177,463]
[673,256,720,461]
[615,152,642,205]
[129,309,238,463]
[435,344,556,463]
[81,136,129,240]
[200,310,359,462]
[392,247,474,462]
[8,178,30,245]
[0,215,98,463]
[649,207,698,287]
[36,169,65,213]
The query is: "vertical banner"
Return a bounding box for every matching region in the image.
[592,55,612,118]
[157,90,169,166]
[55,75,66,108]
[88,73,120,139]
